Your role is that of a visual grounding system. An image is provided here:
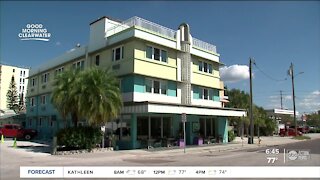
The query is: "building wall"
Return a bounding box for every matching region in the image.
[25,17,233,141]
[134,40,177,81]
[0,65,29,110]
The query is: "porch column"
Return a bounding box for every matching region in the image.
[217,117,228,143]
[130,114,137,149]
[161,117,163,138]
[148,115,151,140]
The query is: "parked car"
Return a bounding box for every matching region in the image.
[279,128,302,137]
[298,126,310,133]
[0,124,37,140]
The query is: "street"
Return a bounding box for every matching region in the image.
[0,137,319,180]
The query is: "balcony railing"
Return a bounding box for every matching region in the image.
[192,37,217,53]
[106,16,217,53]
[106,16,176,39]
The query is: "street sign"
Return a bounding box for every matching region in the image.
[181,113,187,123]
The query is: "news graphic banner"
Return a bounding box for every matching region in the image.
[21,166,320,178]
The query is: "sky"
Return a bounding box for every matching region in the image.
[1,1,319,115]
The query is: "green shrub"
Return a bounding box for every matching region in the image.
[228,131,236,142]
[293,135,311,140]
[309,128,320,133]
[57,126,103,151]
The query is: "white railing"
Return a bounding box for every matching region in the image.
[106,16,176,39]
[106,16,217,53]
[192,37,217,53]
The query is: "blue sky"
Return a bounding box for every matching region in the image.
[1,1,319,114]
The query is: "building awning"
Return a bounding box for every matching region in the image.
[122,102,246,117]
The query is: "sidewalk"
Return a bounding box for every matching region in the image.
[2,133,320,158]
[123,133,320,157]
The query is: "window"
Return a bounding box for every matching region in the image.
[29,119,32,126]
[38,118,42,127]
[22,86,24,91]
[208,64,213,74]
[146,46,168,62]
[146,46,152,59]
[23,71,26,77]
[203,62,208,73]
[41,95,46,105]
[23,79,25,84]
[161,50,167,62]
[112,46,124,61]
[30,97,35,106]
[203,88,209,100]
[19,86,22,91]
[54,67,64,76]
[72,60,84,70]
[198,61,203,71]
[32,78,36,87]
[154,48,160,60]
[198,60,213,74]
[13,69,15,73]
[50,119,54,127]
[145,79,152,93]
[161,82,167,95]
[95,55,100,66]
[145,79,167,95]
[20,71,23,76]
[153,80,160,94]
[20,78,22,84]
[41,73,50,83]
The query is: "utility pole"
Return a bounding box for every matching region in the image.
[288,63,297,136]
[248,57,254,144]
[280,90,283,109]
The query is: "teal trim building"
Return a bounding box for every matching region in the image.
[26,16,246,149]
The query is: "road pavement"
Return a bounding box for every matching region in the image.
[1,134,320,180]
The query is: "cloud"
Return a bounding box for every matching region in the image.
[55,41,61,46]
[297,90,320,113]
[312,90,320,95]
[220,64,250,83]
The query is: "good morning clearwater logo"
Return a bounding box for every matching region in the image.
[18,24,51,41]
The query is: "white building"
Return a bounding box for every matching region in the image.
[0,63,29,110]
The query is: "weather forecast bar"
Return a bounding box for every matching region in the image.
[20,166,320,178]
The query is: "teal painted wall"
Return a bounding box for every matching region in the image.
[121,76,134,93]
[193,85,220,102]
[121,75,177,96]
[167,81,177,97]
[193,86,200,99]
[133,75,145,93]
[121,75,145,93]
[213,89,220,102]
[185,115,199,145]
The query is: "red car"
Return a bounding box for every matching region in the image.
[0,124,37,140]
[279,128,302,137]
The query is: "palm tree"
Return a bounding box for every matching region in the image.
[51,70,80,127]
[76,67,122,126]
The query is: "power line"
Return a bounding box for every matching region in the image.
[253,63,287,82]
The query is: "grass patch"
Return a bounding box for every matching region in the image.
[292,135,311,140]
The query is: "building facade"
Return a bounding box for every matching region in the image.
[26,16,246,149]
[0,64,29,110]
